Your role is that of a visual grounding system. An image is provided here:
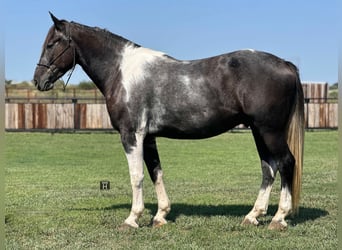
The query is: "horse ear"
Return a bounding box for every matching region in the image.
[49,11,64,31]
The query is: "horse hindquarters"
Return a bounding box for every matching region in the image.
[242,74,304,230]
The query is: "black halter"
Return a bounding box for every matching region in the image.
[37,27,76,91]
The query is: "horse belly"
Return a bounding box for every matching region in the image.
[149,108,242,139]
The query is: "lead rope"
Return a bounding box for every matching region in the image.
[62,46,76,92]
[62,24,76,92]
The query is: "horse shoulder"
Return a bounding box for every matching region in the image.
[120,45,170,101]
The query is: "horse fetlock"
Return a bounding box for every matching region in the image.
[158,201,171,213]
[123,216,140,229]
[124,207,144,228]
[253,206,268,216]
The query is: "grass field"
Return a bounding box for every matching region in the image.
[5,131,337,249]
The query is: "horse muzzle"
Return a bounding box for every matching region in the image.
[33,65,59,91]
[33,78,54,91]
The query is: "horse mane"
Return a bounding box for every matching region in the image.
[69,21,140,47]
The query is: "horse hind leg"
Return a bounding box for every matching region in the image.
[268,149,295,230]
[242,128,277,226]
[143,136,171,227]
[242,159,276,226]
[243,127,295,230]
[244,127,295,230]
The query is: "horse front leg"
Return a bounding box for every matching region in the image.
[121,132,145,229]
[144,136,171,227]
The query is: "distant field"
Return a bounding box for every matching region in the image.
[5,131,337,249]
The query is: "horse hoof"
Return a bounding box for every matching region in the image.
[118,222,138,231]
[241,217,259,226]
[152,218,167,228]
[268,220,287,230]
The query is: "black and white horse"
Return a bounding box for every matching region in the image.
[34,13,304,230]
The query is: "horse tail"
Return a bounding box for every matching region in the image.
[286,63,305,214]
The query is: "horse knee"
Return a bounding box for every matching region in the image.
[130,173,144,188]
[261,160,276,185]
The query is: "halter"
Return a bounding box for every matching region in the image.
[37,26,76,91]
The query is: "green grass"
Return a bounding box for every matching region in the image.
[5,131,337,249]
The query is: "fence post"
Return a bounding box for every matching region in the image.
[305,98,310,129]
[72,98,78,131]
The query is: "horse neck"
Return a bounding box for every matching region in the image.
[70,24,131,96]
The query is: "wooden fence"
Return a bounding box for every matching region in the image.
[5,83,338,130]
[5,103,111,130]
[302,82,329,103]
[5,102,338,130]
[305,102,338,128]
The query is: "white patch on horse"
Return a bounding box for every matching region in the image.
[243,184,273,225]
[242,161,275,225]
[255,185,272,213]
[137,108,152,134]
[181,60,191,64]
[278,186,292,213]
[253,163,275,212]
[270,186,292,228]
[243,48,256,53]
[180,75,191,86]
[266,164,275,179]
[120,45,165,101]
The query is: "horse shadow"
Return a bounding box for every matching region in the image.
[77,203,328,226]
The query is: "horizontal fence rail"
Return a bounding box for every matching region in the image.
[5,101,338,131]
[5,83,338,130]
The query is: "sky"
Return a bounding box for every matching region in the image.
[4,1,338,85]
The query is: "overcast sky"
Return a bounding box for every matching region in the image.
[5,1,338,84]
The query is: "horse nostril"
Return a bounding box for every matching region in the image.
[33,79,42,90]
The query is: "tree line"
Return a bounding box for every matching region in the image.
[5,80,97,89]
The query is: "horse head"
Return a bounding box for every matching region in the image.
[33,12,76,91]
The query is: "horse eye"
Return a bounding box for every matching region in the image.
[46,38,61,49]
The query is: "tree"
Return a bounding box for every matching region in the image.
[78,81,96,89]
[329,82,338,90]
[328,82,338,99]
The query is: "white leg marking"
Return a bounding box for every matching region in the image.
[124,133,145,228]
[243,161,275,225]
[243,185,273,225]
[180,75,191,86]
[153,169,171,227]
[270,186,292,229]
